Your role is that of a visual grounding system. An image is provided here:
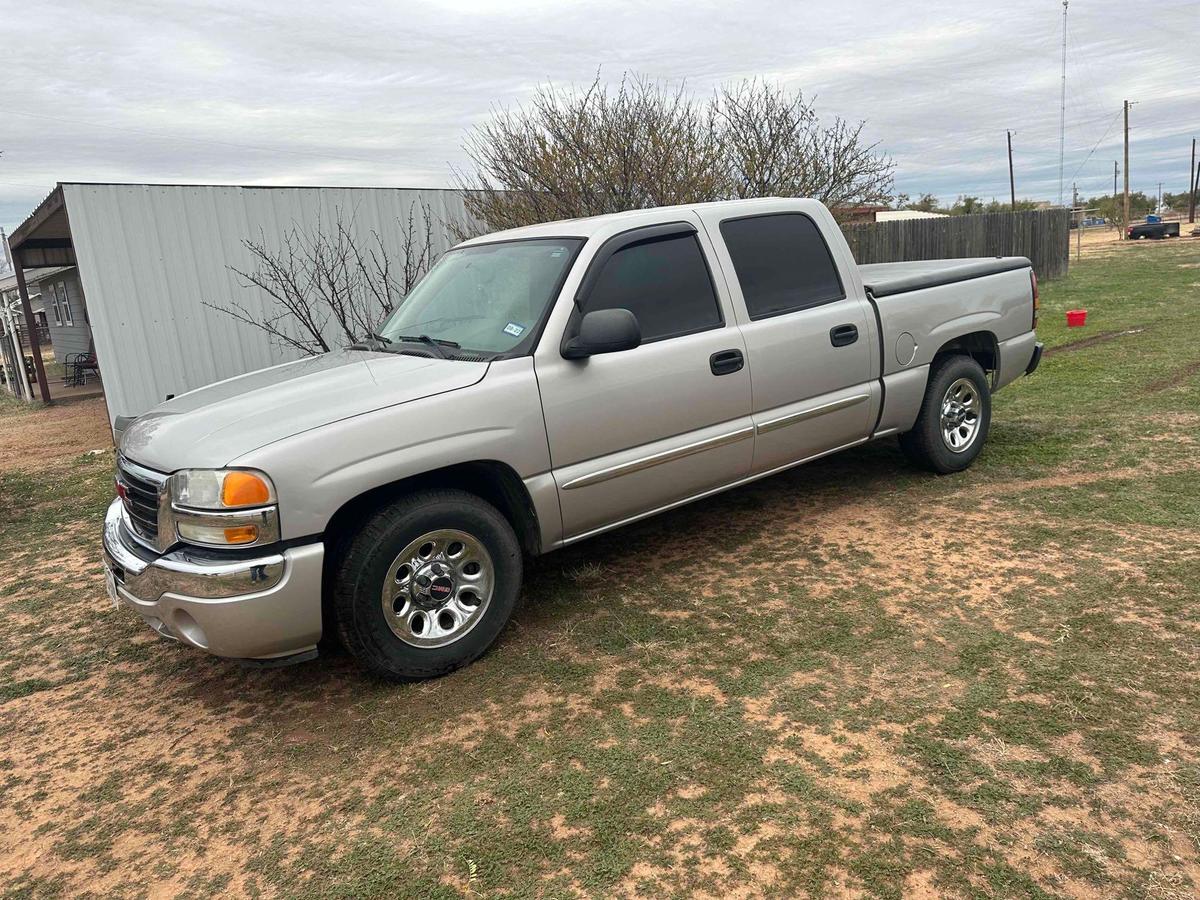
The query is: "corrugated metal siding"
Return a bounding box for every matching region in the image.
[63,184,475,423]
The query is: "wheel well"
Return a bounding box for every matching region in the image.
[932,331,999,386]
[322,461,542,562]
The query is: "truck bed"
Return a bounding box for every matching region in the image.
[859,257,1032,298]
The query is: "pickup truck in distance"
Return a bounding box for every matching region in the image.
[1127,219,1180,240]
[104,198,1043,680]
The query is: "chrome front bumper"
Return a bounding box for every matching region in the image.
[101,498,324,662]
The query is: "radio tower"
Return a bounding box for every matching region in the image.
[1058,0,1069,207]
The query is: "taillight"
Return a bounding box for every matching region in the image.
[1030,270,1039,330]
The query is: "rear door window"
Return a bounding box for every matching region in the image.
[581,232,722,342]
[720,213,845,320]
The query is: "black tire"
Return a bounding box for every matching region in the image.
[332,489,522,681]
[899,355,992,474]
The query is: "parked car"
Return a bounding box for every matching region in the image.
[1128,219,1181,239]
[103,198,1043,680]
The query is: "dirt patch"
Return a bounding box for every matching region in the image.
[1145,359,1200,393]
[1044,327,1145,357]
[0,396,111,473]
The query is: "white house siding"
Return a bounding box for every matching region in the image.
[61,183,476,424]
[38,270,92,362]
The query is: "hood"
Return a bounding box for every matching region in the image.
[121,350,488,471]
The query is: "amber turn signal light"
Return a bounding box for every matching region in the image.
[221,471,271,507]
[222,525,260,544]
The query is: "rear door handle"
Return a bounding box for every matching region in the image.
[830,324,859,347]
[710,349,744,376]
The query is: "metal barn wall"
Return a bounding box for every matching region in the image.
[63,183,475,424]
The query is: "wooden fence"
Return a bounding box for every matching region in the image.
[840,209,1071,280]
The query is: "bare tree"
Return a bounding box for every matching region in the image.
[716,80,894,213]
[455,75,726,230]
[206,202,439,356]
[455,73,894,230]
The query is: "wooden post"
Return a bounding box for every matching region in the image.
[12,261,52,404]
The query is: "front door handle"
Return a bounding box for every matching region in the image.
[830,324,859,347]
[710,349,744,376]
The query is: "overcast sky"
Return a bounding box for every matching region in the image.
[2,0,1198,234]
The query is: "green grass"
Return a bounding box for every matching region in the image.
[2,239,1200,898]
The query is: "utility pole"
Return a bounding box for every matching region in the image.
[1123,100,1131,235]
[1007,130,1016,208]
[1189,138,1196,223]
[1058,0,1069,207]
[1193,157,1200,225]
[1157,182,1163,213]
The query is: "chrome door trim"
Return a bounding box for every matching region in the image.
[560,425,755,491]
[755,393,870,435]
[560,435,871,545]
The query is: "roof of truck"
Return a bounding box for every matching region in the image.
[457,197,827,246]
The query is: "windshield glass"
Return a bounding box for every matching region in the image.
[378,238,583,356]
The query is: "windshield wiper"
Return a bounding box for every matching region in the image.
[349,332,394,351]
[392,334,460,359]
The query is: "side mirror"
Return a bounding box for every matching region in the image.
[562,309,641,359]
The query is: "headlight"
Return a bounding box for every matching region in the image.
[168,469,279,547]
[170,469,275,510]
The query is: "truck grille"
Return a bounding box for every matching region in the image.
[117,458,166,544]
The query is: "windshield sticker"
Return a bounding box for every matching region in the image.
[503,322,526,337]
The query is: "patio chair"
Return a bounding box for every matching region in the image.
[66,340,100,386]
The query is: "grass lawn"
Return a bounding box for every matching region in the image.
[1,238,1199,898]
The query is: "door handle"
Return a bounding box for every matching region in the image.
[710,349,744,376]
[830,324,859,347]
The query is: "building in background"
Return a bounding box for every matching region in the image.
[875,210,950,222]
[5,183,475,426]
[0,265,93,399]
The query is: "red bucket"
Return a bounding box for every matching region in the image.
[1066,309,1087,327]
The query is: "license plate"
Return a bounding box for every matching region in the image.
[104,566,120,608]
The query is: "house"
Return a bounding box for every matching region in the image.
[835,204,892,224]
[1,266,92,398]
[0,266,90,360]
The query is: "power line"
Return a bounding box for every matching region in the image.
[1066,109,1123,184]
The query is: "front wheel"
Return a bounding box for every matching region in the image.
[899,355,992,474]
[333,489,522,680]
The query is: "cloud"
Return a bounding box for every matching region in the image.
[2,0,1197,231]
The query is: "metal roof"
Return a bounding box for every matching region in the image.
[0,266,75,293]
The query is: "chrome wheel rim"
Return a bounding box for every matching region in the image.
[381,529,494,648]
[940,377,981,453]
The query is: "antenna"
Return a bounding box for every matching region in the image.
[1058,0,1069,207]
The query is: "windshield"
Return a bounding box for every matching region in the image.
[378,238,583,356]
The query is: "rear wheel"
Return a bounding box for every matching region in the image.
[899,355,992,474]
[333,489,522,680]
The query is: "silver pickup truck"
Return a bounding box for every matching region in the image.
[103,198,1042,679]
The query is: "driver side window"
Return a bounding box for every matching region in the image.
[581,233,723,342]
